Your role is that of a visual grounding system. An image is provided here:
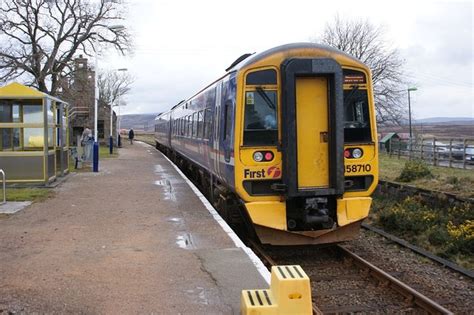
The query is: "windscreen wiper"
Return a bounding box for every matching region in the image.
[343,85,359,107]
[256,87,276,110]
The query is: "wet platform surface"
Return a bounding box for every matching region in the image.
[0,142,268,314]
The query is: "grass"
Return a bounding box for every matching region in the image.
[134,132,155,146]
[4,187,53,202]
[379,153,474,198]
[99,145,119,158]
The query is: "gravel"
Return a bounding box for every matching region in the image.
[343,229,474,314]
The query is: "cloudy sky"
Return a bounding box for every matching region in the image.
[102,0,473,119]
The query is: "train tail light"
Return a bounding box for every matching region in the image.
[344,148,364,159]
[253,151,274,162]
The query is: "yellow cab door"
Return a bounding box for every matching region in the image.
[295,77,329,189]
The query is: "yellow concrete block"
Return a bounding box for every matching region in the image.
[270,265,312,315]
[241,289,277,315]
[241,265,312,315]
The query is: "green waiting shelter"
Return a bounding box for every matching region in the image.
[0,82,70,184]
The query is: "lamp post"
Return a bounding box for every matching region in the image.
[93,24,125,172]
[407,87,417,140]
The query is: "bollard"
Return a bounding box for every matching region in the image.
[118,134,122,148]
[109,135,113,154]
[93,142,99,172]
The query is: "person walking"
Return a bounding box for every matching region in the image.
[128,128,135,145]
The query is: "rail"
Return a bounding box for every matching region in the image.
[0,169,5,205]
[338,245,453,315]
[249,239,453,314]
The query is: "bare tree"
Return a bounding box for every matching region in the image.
[97,69,133,107]
[317,16,407,125]
[0,0,131,95]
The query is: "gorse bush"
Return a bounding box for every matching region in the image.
[396,159,433,182]
[372,193,474,268]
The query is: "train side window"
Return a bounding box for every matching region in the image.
[187,116,192,137]
[192,112,198,137]
[204,108,212,140]
[223,101,232,141]
[197,111,204,138]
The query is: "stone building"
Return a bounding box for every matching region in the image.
[59,56,117,146]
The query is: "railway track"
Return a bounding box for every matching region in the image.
[249,240,453,314]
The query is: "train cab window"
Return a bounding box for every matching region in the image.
[343,88,371,143]
[243,89,278,146]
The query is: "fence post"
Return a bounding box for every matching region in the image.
[389,138,392,157]
[433,138,437,166]
[420,136,424,160]
[408,138,412,160]
[397,140,401,159]
[449,139,453,168]
[463,138,467,169]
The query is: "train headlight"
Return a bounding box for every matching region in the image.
[253,151,264,162]
[352,148,363,159]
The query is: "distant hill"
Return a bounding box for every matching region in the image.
[414,117,474,125]
[120,113,158,131]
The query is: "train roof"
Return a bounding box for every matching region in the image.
[225,42,363,72]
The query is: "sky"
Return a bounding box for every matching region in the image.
[102,0,473,120]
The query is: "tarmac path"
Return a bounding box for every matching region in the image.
[0,142,265,314]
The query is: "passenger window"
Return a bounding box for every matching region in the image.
[197,111,204,138]
[223,101,233,141]
[204,108,212,140]
[243,89,278,146]
[192,112,198,137]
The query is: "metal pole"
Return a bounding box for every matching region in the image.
[408,89,412,140]
[0,169,5,205]
[118,94,121,147]
[93,52,99,172]
[109,103,113,154]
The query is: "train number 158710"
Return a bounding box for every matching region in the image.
[345,164,372,173]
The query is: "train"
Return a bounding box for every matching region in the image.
[154,43,378,245]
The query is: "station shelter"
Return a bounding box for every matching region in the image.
[0,83,69,184]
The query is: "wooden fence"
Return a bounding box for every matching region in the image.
[382,137,474,169]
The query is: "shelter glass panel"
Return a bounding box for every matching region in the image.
[23,128,44,150]
[0,103,12,122]
[23,105,43,124]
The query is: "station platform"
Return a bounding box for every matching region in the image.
[0,141,269,314]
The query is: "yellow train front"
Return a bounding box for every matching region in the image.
[155,43,378,245]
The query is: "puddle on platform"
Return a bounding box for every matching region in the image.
[154,164,164,173]
[167,217,183,224]
[176,233,195,249]
[154,179,177,201]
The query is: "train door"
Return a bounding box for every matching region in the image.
[281,58,345,197]
[296,77,329,188]
[213,83,222,177]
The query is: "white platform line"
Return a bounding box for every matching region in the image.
[155,147,271,284]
